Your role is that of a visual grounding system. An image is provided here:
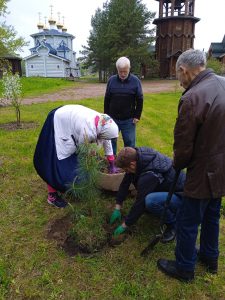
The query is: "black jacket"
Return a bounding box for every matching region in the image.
[104,73,143,120]
[116,147,186,226]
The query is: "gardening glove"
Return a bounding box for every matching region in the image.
[110,208,121,225]
[108,160,120,174]
[113,225,126,237]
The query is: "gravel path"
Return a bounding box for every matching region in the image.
[21,79,181,105]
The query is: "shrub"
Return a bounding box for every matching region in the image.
[1,71,22,127]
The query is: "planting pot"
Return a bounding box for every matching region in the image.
[98,171,135,192]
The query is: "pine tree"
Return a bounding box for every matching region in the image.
[80,0,156,82]
[67,141,108,253]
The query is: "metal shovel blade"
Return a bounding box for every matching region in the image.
[140,234,162,257]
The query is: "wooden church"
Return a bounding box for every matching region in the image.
[23,7,80,78]
[153,0,200,78]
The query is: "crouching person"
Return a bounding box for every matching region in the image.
[109,147,185,243]
[33,104,118,208]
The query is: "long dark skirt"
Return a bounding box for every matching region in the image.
[33,108,79,192]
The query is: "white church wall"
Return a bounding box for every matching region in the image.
[25,56,46,77]
[46,56,67,77]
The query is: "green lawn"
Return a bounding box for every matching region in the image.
[0,76,102,99]
[0,92,224,299]
[0,77,78,98]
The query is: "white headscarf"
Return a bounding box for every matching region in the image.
[96,114,119,140]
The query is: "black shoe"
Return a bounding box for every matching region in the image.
[198,253,218,274]
[47,192,68,208]
[157,259,194,282]
[161,225,176,243]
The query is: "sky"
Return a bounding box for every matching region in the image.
[4,0,225,58]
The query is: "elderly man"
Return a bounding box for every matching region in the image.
[104,57,143,155]
[157,49,225,282]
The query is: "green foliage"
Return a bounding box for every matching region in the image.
[207,57,225,75]
[1,71,22,126]
[66,141,108,252]
[0,0,28,56]
[80,0,156,82]
[67,142,104,202]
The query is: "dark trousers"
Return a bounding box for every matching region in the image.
[145,192,183,226]
[111,118,136,155]
[175,196,221,272]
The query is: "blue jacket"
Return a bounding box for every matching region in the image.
[104,73,143,120]
[116,147,186,226]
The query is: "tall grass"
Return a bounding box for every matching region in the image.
[0,93,224,299]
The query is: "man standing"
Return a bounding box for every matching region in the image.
[104,57,143,154]
[157,49,225,282]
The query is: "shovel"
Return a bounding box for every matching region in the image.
[140,170,181,257]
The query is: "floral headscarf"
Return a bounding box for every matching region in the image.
[95,114,118,140]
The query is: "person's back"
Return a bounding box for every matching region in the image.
[158,49,225,282]
[119,146,184,193]
[174,70,225,198]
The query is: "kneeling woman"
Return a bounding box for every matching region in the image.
[34,104,119,208]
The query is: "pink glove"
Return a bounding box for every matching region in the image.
[108,160,120,174]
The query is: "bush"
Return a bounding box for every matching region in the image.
[1,71,22,126]
[207,58,224,75]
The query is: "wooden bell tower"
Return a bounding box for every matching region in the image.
[153,0,200,78]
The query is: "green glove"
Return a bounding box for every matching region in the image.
[113,225,126,237]
[110,209,121,225]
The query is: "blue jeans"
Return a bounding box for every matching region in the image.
[145,192,183,226]
[175,197,221,272]
[111,118,136,155]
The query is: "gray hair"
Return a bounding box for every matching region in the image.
[116,57,130,69]
[176,49,206,69]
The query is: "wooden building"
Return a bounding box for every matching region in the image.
[208,35,225,64]
[153,0,200,78]
[0,55,22,78]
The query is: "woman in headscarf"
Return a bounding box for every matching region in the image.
[34,105,119,208]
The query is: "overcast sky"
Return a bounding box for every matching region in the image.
[4,0,225,58]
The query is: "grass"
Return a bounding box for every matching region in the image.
[0,77,96,99]
[0,76,106,99]
[0,89,225,299]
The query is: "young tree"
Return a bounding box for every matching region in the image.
[0,0,27,56]
[1,71,22,127]
[80,0,156,82]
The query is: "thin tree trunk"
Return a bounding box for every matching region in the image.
[16,107,21,127]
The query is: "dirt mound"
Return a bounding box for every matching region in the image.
[46,214,127,256]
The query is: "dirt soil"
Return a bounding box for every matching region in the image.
[46,214,128,256]
[22,79,181,105]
